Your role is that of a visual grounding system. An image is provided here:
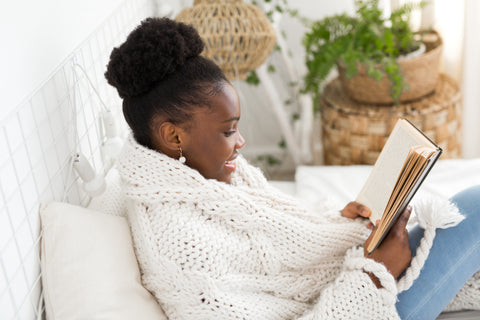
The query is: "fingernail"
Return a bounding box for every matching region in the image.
[362,209,371,217]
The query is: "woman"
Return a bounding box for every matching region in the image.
[105,17,480,319]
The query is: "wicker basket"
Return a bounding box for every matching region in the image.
[337,31,443,104]
[321,74,462,165]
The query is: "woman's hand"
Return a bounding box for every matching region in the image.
[340,201,371,219]
[364,206,412,280]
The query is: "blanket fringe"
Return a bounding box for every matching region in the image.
[397,197,464,293]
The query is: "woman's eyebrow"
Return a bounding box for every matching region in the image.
[222,116,240,123]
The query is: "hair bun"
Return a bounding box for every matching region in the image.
[105,17,204,98]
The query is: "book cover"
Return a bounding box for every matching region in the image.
[356,118,442,253]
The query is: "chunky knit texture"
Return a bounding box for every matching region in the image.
[117,136,478,319]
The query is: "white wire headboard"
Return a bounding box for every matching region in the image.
[0,0,155,318]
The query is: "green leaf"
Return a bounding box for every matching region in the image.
[288,8,299,18]
[345,62,358,79]
[301,0,425,107]
[245,71,260,86]
[267,155,282,166]
[367,67,383,81]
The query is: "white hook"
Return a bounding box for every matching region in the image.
[73,153,106,197]
[101,110,124,160]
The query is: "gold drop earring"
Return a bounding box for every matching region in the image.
[178,146,186,164]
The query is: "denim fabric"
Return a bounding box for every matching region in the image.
[396,185,480,320]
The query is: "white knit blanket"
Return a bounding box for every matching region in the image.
[117,136,478,319]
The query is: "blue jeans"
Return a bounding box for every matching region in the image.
[396,185,480,319]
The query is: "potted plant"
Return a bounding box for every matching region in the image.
[302,0,442,105]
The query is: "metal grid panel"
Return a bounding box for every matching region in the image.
[0,0,154,318]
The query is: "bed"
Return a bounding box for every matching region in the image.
[34,159,480,320]
[0,0,478,318]
[270,160,480,320]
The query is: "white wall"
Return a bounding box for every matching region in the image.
[0,0,125,120]
[1,0,478,157]
[462,0,480,158]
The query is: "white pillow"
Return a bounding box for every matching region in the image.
[40,202,167,320]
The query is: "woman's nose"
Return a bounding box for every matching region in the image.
[236,131,246,149]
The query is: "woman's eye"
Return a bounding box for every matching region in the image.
[224,131,236,137]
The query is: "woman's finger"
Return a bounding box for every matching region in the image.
[354,202,371,218]
[391,206,412,233]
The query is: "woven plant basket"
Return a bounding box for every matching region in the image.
[321,74,461,165]
[176,0,276,81]
[338,30,443,104]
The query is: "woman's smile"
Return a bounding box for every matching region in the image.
[224,152,239,172]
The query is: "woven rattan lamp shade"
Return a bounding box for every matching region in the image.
[176,0,277,80]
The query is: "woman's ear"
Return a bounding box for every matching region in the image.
[153,121,183,152]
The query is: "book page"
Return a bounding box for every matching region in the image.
[366,147,436,253]
[384,147,434,217]
[356,119,436,223]
[383,148,418,216]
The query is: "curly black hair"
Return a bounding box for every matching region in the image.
[105,17,228,148]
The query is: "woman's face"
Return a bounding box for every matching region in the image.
[181,83,246,183]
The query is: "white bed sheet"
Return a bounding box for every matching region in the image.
[294,158,480,206]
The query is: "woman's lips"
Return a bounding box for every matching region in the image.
[224,159,236,171]
[225,152,238,172]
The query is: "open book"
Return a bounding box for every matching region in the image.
[356,119,442,254]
